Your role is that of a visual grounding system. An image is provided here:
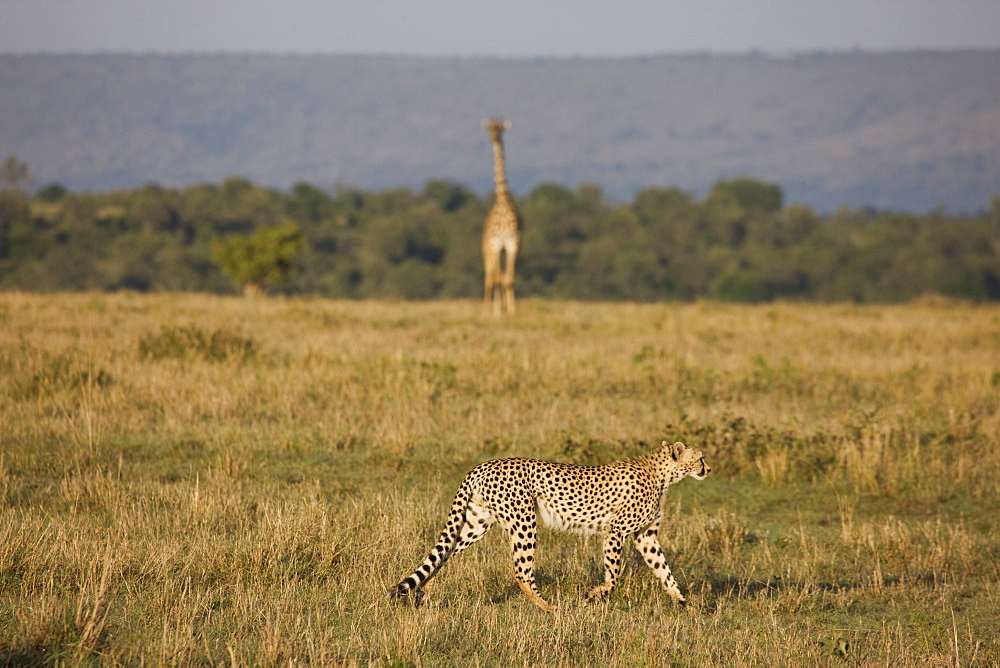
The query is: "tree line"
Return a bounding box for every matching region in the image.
[1,166,999,303]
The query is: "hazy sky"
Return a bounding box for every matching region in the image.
[2,0,1000,57]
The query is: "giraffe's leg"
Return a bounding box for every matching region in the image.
[586,529,626,600]
[483,250,500,314]
[499,511,556,613]
[502,245,518,315]
[633,518,686,606]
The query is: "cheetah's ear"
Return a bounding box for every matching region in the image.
[663,440,684,460]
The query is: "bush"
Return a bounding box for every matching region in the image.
[138,326,256,363]
[711,271,767,303]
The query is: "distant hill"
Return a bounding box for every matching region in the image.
[1,51,998,212]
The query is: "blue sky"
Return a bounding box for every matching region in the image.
[2,0,1000,57]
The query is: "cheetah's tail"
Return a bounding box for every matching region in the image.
[388,479,472,601]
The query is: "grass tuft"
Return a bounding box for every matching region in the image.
[138,325,256,363]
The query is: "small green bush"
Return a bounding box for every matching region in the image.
[138,325,256,363]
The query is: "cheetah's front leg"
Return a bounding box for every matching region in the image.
[586,530,625,601]
[633,520,687,606]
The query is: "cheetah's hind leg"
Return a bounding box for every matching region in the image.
[389,497,495,606]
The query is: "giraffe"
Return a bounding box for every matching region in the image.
[481,119,522,315]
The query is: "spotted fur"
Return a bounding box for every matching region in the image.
[389,440,711,613]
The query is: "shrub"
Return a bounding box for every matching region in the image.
[138,326,256,363]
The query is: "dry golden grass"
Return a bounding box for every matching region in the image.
[1,292,998,665]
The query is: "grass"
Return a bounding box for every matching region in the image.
[0,292,998,665]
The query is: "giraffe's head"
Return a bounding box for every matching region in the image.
[483,118,511,143]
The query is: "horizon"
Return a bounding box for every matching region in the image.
[6,45,1000,60]
[3,1,1000,58]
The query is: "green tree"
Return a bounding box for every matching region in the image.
[37,183,68,203]
[287,181,334,223]
[129,183,179,233]
[711,270,767,303]
[632,187,694,225]
[213,176,285,234]
[708,177,783,214]
[0,190,30,259]
[211,222,304,296]
[0,155,34,192]
[780,203,820,246]
[422,179,474,213]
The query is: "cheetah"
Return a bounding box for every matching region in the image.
[389,440,711,613]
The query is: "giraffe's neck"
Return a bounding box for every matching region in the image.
[491,140,509,197]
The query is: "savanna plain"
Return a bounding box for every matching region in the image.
[1,293,998,666]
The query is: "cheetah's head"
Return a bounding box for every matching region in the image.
[663,441,711,480]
